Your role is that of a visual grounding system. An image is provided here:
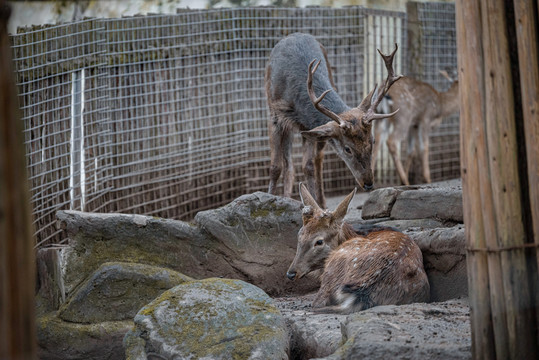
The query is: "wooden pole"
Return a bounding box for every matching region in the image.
[0,1,37,359]
[456,0,539,358]
[512,0,539,348]
[456,1,496,357]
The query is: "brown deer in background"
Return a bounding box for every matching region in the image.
[265,33,402,209]
[372,71,459,185]
[287,183,429,314]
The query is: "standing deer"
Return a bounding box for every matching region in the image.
[372,71,459,185]
[265,33,402,209]
[287,183,429,314]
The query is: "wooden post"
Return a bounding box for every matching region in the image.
[513,0,539,348]
[456,0,539,358]
[0,1,37,359]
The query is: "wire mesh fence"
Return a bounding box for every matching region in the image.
[10,3,458,248]
[413,2,459,182]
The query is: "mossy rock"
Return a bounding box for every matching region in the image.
[57,192,318,298]
[37,312,132,360]
[57,211,219,296]
[125,278,289,359]
[319,300,471,360]
[194,192,319,295]
[58,262,193,323]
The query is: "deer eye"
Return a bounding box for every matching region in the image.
[344,146,352,155]
[315,239,324,246]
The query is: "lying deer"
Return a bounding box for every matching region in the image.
[265,33,402,208]
[287,183,430,314]
[372,71,459,185]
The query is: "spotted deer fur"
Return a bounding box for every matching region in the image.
[372,72,459,185]
[287,183,430,314]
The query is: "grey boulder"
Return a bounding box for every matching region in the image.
[125,278,289,359]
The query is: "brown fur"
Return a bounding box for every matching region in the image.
[287,184,429,314]
[266,34,401,208]
[313,230,430,313]
[372,76,459,185]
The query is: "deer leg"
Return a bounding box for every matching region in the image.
[404,126,418,177]
[314,141,326,209]
[387,132,409,186]
[268,117,284,195]
[282,130,295,198]
[420,125,432,183]
[302,137,317,200]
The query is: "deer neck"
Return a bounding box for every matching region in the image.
[440,84,459,117]
[339,222,357,245]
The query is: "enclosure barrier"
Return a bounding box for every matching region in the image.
[456,0,539,358]
[0,2,37,358]
[9,3,458,247]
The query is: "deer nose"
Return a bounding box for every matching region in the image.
[286,271,296,280]
[363,183,374,191]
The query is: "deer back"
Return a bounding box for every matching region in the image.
[313,230,430,313]
[266,32,349,131]
[387,76,459,124]
[266,33,402,192]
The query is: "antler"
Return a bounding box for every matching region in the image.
[359,44,403,124]
[307,59,344,126]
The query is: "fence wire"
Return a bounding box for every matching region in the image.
[10,4,458,248]
[416,2,459,182]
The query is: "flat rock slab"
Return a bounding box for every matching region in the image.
[58,262,192,323]
[318,299,471,360]
[125,278,289,360]
[406,225,467,301]
[362,181,463,224]
[274,293,346,360]
[57,211,210,296]
[37,312,132,360]
[391,187,462,223]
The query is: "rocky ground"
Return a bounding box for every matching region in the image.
[271,179,471,360]
[273,293,471,360]
[37,179,470,359]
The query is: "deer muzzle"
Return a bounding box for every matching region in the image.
[286,271,297,280]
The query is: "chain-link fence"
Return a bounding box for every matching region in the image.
[10,3,458,247]
[410,2,459,182]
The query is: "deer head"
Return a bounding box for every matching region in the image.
[301,45,402,191]
[286,183,356,281]
[439,70,460,117]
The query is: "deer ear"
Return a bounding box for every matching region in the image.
[299,183,322,210]
[332,188,357,222]
[301,122,340,141]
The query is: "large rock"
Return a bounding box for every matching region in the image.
[37,312,132,360]
[407,225,467,301]
[58,262,192,323]
[318,299,471,360]
[56,192,316,297]
[391,187,463,223]
[362,181,463,224]
[361,187,400,219]
[275,294,346,360]
[124,278,289,359]
[56,211,211,296]
[194,191,317,295]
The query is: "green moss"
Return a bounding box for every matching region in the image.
[134,278,285,359]
[37,312,132,351]
[250,201,287,218]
